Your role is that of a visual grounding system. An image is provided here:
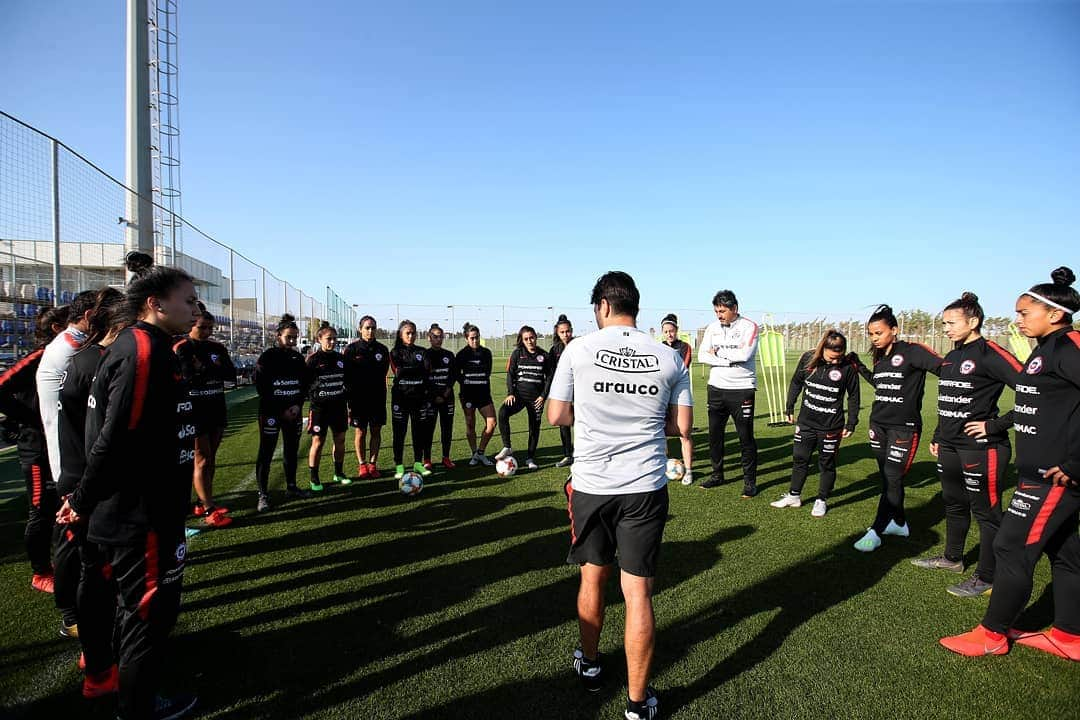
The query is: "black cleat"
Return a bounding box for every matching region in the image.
[572,646,603,692]
[699,476,723,489]
[285,486,313,500]
[625,687,659,719]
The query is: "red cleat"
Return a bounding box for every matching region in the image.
[423,461,433,471]
[82,664,119,699]
[193,503,207,517]
[442,457,456,469]
[940,625,1009,657]
[31,573,55,594]
[78,652,85,670]
[203,509,233,528]
[367,464,381,479]
[1014,628,1080,661]
[358,464,371,479]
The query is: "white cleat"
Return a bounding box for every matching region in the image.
[811,499,828,517]
[883,519,910,537]
[494,447,513,461]
[769,493,802,509]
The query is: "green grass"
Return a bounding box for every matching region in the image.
[0,355,1076,719]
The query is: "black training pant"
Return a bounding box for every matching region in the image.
[428,394,455,459]
[789,426,842,500]
[937,441,1009,582]
[54,521,85,626]
[78,539,119,676]
[706,386,757,489]
[868,423,920,535]
[983,479,1080,635]
[498,396,543,458]
[392,393,431,466]
[255,412,302,494]
[23,461,57,576]
[559,425,573,457]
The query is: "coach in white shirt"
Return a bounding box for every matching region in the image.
[548,271,692,720]
[697,289,760,497]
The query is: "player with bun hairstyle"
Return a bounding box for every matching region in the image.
[660,314,692,369]
[56,252,200,717]
[390,320,434,480]
[424,323,458,469]
[912,292,1021,597]
[343,315,391,479]
[495,325,551,471]
[253,313,313,512]
[455,323,497,466]
[770,329,860,517]
[0,306,69,599]
[942,267,1080,660]
[174,301,236,527]
[551,314,575,467]
[306,322,349,491]
[851,304,943,552]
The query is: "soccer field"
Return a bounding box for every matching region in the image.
[0,356,1074,719]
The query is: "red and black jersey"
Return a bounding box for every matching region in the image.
[70,322,195,545]
[856,340,943,429]
[933,337,1022,449]
[663,339,692,369]
[255,346,310,415]
[174,337,235,417]
[425,347,456,398]
[306,348,347,408]
[57,343,106,496]
[390,344,430,402]
[785,351,861,432]
[506,346,551,399]
[1012,327,1080,481]
[342,338,390,399]
[0,348,48,466]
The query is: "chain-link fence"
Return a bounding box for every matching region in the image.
[0,110,350,368]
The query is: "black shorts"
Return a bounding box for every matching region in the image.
[308,405,348,437]
[349,395,387,428]
[460,391,494,411]
[565,482,669,577]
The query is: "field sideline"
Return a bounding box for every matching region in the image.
[0,353,1074,719]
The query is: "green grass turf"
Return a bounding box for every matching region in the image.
[1,353,1076,719]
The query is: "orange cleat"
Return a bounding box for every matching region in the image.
[358,464,371,479]
[31,573,55,594]
[203,509,233,528]
[367,464,381,479]
[78,652,85,670]
[940,625,1009,657]
[82,664,119,699]
[193,503,207,517]
[1014,628,1080,661]
[442,457,456,469]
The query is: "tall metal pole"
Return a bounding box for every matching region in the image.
[228,249,235,350]
[261,269,268,348]
[125,0,154,262]
[51,140,61,307]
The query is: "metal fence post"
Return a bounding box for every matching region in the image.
[261,267,268,349]
[51,139,61,306]
[228,249,235,349]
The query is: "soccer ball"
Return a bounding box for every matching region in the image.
[399,471,424,496]
[496,456,518,478]
[665,458,686,482]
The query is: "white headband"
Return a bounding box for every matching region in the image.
[1024,290,1078,315]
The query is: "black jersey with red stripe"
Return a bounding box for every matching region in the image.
[343,338,390,399]
[255,346,310,415]
[663,339,692,369]
[785,351,861,432]
[306,348,347,407]
[425,347,456,396]
[390,344,430,401]
[933,337,1021,448]
[174,338,235,417]
[1012,327,1080,481]
[0,349,47,466]
[57,343,106,496]
[70,322,196,545]
[857,340,943,429]
[506,346,551,399]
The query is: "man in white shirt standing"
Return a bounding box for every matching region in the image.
[548,271,693,720]
[697,289,759,497]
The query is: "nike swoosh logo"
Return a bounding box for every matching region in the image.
[964,463,979,469]
[1018,482,1041,490]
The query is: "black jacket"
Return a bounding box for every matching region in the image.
[455,345,493,396]
[786,351,861,432]
[856,340,943,429]
[343,338,390,400]
[506,346,551,399]
[57,344,105,496]
[306,348,347,407]
[1013,327,1080,481]
[174,337,235,420]
[255,345,310,415]
[425,347,456,401]
[0,348,48,468]
[933,338,1021,448]
[663,339,692,369]
[390,344,430,402]
[70,322,195,545]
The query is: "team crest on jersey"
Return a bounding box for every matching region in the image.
[868,428,876,440]
[175,542,187,562]
[443,357,450,364]
[337,360,344,368]
[960,360,976,375]
[313,425,321,433]
[465,402,473,409]
[393,405,400,412]
[415,353,423,362]
[828,369,842,382]
[375,353,383,361]
[266,417,276,427]
[1026,356,1043,375]
[210,353,219,364]
[890,355,904,367]
[537,355,545,363]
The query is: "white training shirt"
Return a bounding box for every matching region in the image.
[698,316,759,390]
[36,326,87,482]
[548,324,692,495]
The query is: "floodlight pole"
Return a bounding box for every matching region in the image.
[124,0,155,269]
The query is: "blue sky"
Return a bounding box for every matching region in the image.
[2,1,1078,323]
